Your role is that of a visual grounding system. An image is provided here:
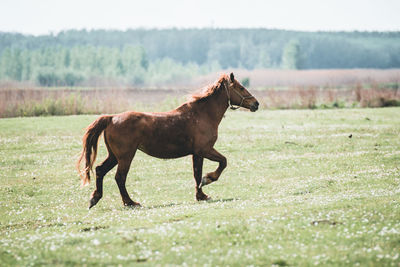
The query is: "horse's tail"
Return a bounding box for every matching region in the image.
[77,115,112,186]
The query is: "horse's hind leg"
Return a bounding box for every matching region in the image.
[89,153,117,209]
[89,133,117,209]
[115,154,141,207]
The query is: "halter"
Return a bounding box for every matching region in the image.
[223,82,254,110]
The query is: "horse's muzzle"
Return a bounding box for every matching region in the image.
[250,101,259,112]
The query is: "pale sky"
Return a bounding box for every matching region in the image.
[0,0,399,35]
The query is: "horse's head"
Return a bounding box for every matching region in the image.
[224,73,259,112]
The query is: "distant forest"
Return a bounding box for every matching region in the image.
[0,29,399,86]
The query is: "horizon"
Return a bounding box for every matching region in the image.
[2,27,400,37]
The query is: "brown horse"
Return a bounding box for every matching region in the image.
[77,73,259,208]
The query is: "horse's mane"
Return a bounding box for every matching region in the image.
[189,74,228,102]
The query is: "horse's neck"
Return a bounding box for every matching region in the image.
[196,87,229,125]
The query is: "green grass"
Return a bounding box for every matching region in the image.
[1,108,400,266]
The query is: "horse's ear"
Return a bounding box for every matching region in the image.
[230,73,234,82]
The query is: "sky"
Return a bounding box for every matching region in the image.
[0,0,399,35]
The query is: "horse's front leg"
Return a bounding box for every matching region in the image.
[199,148,227,188]
[192,154,210,201]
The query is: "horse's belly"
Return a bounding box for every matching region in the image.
[138,140,192,159]
[135,115,194,159]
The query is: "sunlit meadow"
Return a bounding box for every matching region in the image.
[1,108,399,266]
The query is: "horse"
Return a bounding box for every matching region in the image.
[77,73,259,209]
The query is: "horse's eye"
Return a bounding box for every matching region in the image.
[240,87,244,91]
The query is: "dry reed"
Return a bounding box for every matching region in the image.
[1,68,399,117]
[1,84,399,118]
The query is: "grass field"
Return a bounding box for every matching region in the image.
[1,108,400,266]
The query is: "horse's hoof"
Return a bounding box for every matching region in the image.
[89,197,100,209]
[196,192,211,201]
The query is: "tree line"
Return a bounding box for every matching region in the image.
[0,29,399,86]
